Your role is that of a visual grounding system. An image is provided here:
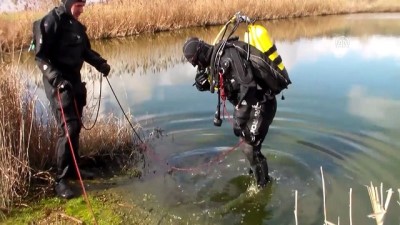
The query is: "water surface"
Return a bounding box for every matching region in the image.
[25,13,400,225]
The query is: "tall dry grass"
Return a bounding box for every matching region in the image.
[0,54,144,212]
[1,0,399,52]
[0,58,48,211]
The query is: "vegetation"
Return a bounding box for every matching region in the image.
[0,0,399,223]
[1,191,149,225]
[1,0,400,52]
[0,54,144,220]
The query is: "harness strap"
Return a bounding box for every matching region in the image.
[272,55,283,66]
[264,44,277,56]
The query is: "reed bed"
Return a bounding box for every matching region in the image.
[0,63,32,212]
[0,55,143,213]
[293,168,397,225]
[1,0,399,52]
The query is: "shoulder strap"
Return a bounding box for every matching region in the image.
[230,43,253,85]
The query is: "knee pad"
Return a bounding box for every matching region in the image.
[242,128,260,146]
[233,124,241,137]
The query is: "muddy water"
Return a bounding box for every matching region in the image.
[23,13,400,225]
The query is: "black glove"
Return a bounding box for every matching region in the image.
[97,62,111,76]
[194,68,210,91]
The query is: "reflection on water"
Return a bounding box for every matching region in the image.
[348,86,400,129]
[18,13,400,83]
[19,13,400,224]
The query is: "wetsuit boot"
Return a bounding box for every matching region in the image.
[55,179,74,199]
[55,166,74,199]
[252,158,270,188]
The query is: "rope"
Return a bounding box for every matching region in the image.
[105,77,144,144]
[57,89,98,225]
[81,75,102,130]
[104,76,243,176]
[169,139,244,173]
[71,75,103,131]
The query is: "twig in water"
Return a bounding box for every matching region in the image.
[294,190,298,225]
[366,182,393,225]
[320,166,337,225]
[349,188,353,225]
[398,189,400,206]
[57,213,84,224]
[321,167,327,223]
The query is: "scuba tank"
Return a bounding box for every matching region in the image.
[244,24,286,71]
[210,13,291,126]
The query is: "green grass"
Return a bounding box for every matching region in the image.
[1,194,122,225]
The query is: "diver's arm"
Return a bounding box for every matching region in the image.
[35,13,64,87]
[83,36,107,70]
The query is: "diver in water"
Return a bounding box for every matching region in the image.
[182,33,290,187]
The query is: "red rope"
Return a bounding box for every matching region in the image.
[219,72,226,101]
[218,71,235,125]
[163,73,242,173]
[168,139,244,173]
[57,90,98,225]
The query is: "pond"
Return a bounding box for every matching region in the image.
[25,13,400,225]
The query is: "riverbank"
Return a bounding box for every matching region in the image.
[0,54,146,222]
[1,0,399,52]
[0,174,155,225]
[1,0,400,223]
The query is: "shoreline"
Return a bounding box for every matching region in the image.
[0,0,399,52]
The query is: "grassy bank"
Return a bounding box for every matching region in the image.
[1,185,155,225]
[1,0,400,52]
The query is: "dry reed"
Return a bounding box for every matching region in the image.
[398,189,400,206]
[1,0,399,52]
[295,168,397,225]
[349,188,352,225]
[321,166,340,225]
[0,61,34,211]
[0,54,144,213]
[366,182,393,225]
[294,190,298,225]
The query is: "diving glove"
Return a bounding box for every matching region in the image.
[97,62,111,76]
[194,68,210,91]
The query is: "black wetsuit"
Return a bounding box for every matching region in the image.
[35,6,107,181]
[196,39,281,186]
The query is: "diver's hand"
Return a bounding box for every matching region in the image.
[194,68,210,91]
[97,62,111,77]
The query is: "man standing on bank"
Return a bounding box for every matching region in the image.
[34,0,111,199]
